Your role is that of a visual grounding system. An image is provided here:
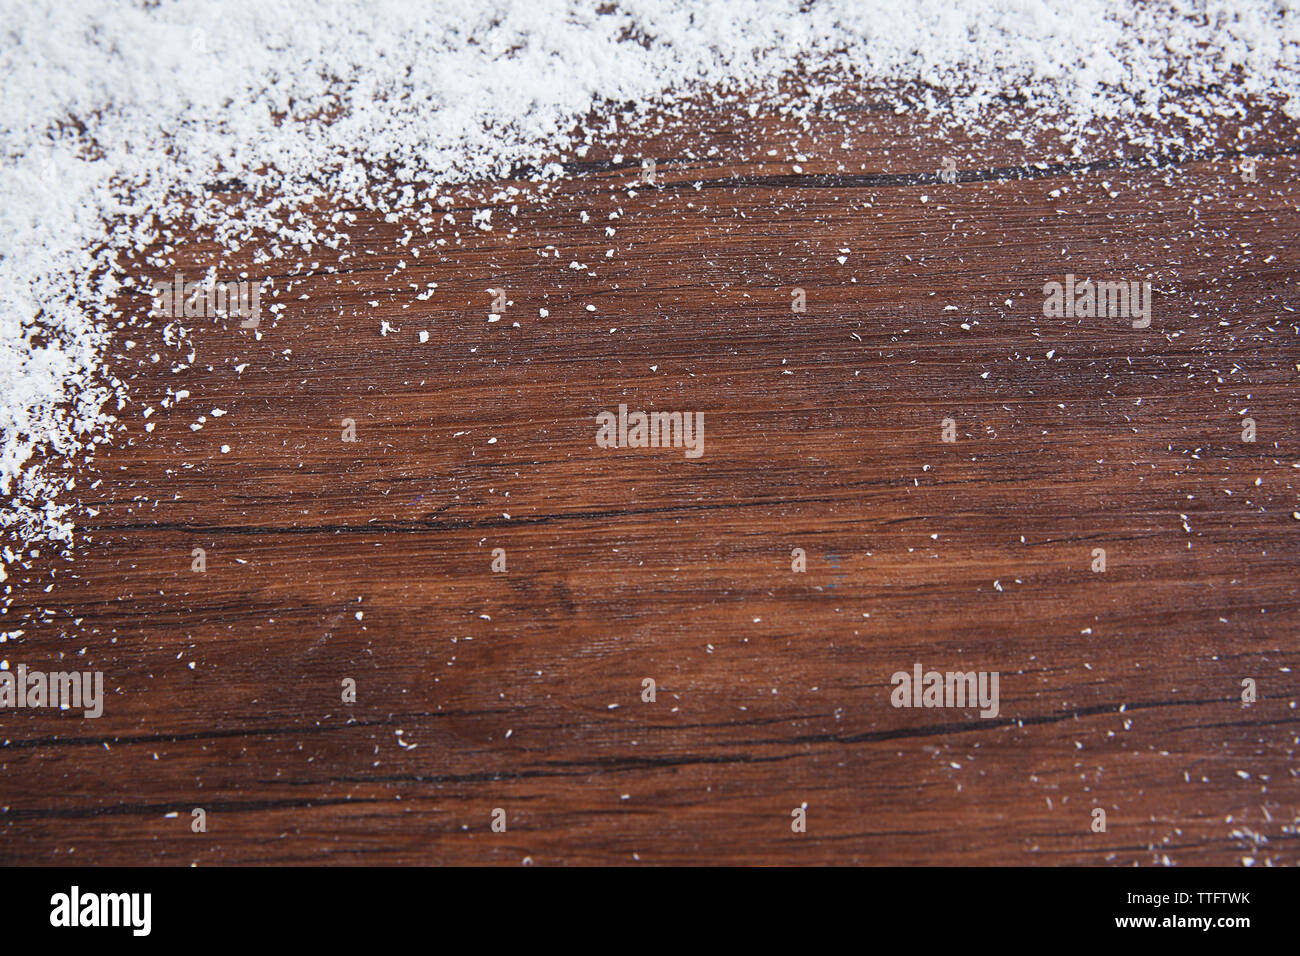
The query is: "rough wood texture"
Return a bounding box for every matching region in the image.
[2,90,1298,865]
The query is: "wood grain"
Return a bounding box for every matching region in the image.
[2,88,1298,865]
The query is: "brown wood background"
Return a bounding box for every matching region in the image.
[2,89,1298,865]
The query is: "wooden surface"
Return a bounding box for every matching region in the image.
[2,90,1298,865]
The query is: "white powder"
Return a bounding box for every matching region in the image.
[1,0,1298,580]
